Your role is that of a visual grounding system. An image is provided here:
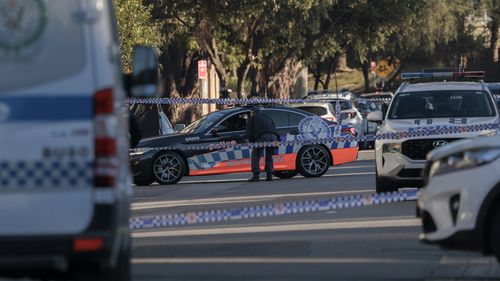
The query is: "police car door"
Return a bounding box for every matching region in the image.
[0,1,95,235]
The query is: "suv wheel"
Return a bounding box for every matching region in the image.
[73,243,130,281]
[375,172,398,193]
[297,145,330,178]
[273,170,298,179]
[153,151,186,185]
[490,206,500,262]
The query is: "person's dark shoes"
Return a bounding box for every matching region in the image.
[266,173,273,181]
[248,176,260,182]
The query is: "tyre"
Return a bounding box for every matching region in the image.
[297,145,330,178]
[358,141,367,150]
[133,177,153,186]
[375,172,399,193]
[273,170,298,179]
[152,151,186,185]
[490,206,500,263]
[72,245,130,281]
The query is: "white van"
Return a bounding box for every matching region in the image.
[0,1,157,280]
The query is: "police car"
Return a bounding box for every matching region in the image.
[418,136,500,262]
[0,1,156,280]
[368,71,499,193]
[130,106,359,185]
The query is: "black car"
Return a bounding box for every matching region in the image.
[130,106,359,185]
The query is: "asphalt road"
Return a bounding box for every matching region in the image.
[131,151,500,281]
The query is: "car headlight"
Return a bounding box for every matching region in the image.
[382,143,402,154]
[429,148,500,178]
[130,147,151,156]
[480,130,498,137]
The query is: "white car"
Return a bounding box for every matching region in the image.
[306,91,368,148]
[418,136,500,262]
[288,102,338,122]
[0,1,156,280]
[369,76,499,193]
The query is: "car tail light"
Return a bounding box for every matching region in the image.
[73,237,104,252]
[325,116,337,122]
[94,88,118,188]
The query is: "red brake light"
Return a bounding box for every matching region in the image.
[73,238,104,252]
[94,88,118,188]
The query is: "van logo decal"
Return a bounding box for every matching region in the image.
[0,102,10,122]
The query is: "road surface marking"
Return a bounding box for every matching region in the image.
[132,218,420,238]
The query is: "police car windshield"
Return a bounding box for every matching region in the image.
[388,90,495,119]
[180,111,226,134]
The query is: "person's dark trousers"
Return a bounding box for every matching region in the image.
[251,133,277,177]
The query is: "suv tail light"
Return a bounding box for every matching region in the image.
[342,127,357,136]
[94,88,118,188]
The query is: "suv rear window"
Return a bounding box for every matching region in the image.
[296,106,327,116]
[388,90,496,119]
[0,0,85,91]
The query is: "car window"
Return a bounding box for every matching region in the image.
[295,106,327,116]
[181,111,225,134]
[288,112,307,126]
[388,90,496,119]
[0,1,86,91]
[216,112,250,133]
[262,109,289,127]
[329,101,352,110]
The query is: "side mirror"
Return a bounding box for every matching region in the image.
[367,111,383,122]
[174,124,186,132]
[130,46,159,98]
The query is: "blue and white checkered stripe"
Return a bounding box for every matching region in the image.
[128,97,397,105]
[0,160,93,189]
[129,190,419,230]
[187,130,357,171]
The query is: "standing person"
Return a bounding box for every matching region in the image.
[129,110,142,148]
[246,107,278,182]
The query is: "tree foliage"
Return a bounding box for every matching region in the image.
[113,0,161,72]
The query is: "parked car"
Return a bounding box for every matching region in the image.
[288,102,337,122]
[0,1,158,280]
[418,136,500,263]
[130,106,359,185]
[369,72,499,193]
[306,91,369,149]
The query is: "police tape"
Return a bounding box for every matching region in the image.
[128,95,500,105]
[129,190,419,230]
[127,97,392,105]
[130,122,499,154]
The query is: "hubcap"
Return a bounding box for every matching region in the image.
[154,154,182,183]
[301,147,328,175]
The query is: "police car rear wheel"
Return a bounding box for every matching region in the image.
[297,145,330,178]
[153,151,186,185]
[490,206,500,262]
[273,170,298,179]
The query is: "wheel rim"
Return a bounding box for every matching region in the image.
[300,146,328,175]
[153,154,182,183]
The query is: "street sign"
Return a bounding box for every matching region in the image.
[198,60,207,80]
[374,59,400,79]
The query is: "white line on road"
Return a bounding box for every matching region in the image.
[132,189,374,210]
[132,257,433,265]
[132,218,420,238]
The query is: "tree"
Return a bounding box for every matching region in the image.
[112,0,161,72]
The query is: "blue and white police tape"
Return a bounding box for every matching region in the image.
[130,122,500,154]
[129,190,419,230]
[128,97,392,105]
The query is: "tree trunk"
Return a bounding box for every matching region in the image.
[324,57,336,90]
[313,63,322,90]
[362,61,370,92]
[236,59,251,98]
[491,17,499,63]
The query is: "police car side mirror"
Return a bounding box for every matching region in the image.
[130,46,159,98]
[367,111,383,122]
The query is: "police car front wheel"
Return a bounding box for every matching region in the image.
[297,145,330,178]
[153,151,186,185]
